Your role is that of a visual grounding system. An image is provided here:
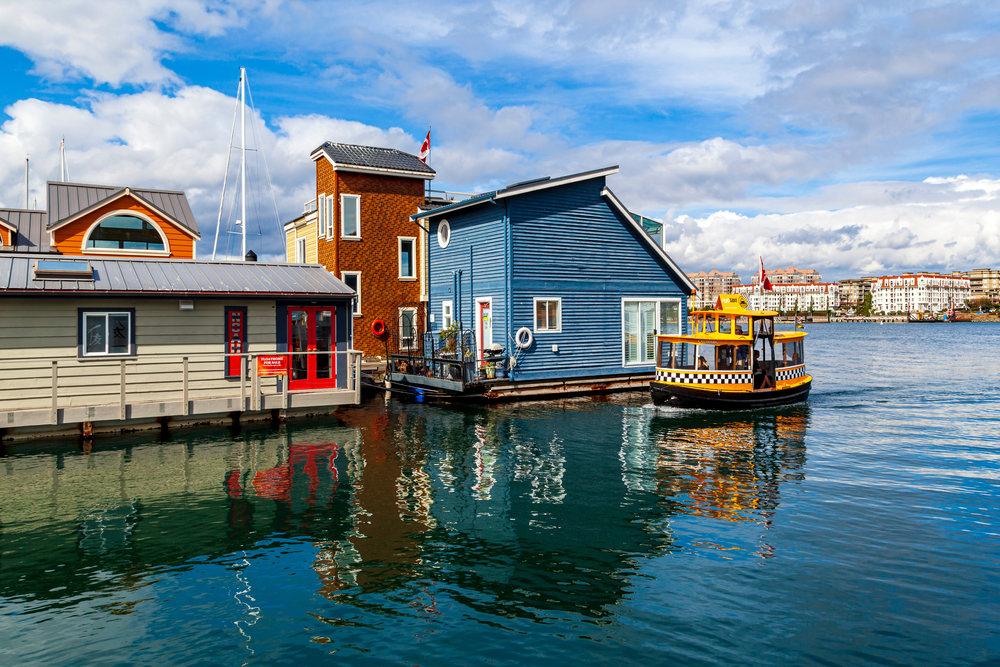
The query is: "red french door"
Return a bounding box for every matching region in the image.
[287,306,337,390]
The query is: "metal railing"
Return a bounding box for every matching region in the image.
[389,329,482,385]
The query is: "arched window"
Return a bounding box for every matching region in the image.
[85,214,166,251]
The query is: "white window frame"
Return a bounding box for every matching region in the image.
[442,300,453,329]
[296,237,306,263]
[326,196,335,240]
[341,194,361,239]
[533,296,562,334]
[82,311,133,357]
[437,219,451,248]
[80,210,171,257]
[621,297,683,367]
[317,193,326,238]
[342,271,361,316]
[398,236,416,280]
[398,307,418,351]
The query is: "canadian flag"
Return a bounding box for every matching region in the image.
[759,256,774,291]
[418,130,430,163]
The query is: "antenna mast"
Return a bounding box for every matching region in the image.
[24,157,29,209]
[240,67,247,259]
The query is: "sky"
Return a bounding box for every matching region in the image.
[1,0,999,279]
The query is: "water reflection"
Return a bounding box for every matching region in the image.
[0,398,809,624]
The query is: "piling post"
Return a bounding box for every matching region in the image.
[182,357,190,416]
[120,360,126,420]
[51,361,58,425]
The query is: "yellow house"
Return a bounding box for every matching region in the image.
[284,199,319,263]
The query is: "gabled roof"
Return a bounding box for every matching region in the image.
[412,166,620,220]
[46,181,200,238]
[601,187,698,295]
[0,254,354,297]
[0,209,51,253]
[310,142,436,180]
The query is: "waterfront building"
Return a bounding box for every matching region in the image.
[687,270,742,310]
[0,253,360,441]
[751,266,822,285]
[390,166,697,397]
[734,282,840,312]
[871,273,971,314]
[962,268,1000,304]
[0,181,201,259]
[837,277,876,309]
[283,142,436,357]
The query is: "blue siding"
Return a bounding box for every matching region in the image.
[508,178,689,381]
[428,204,507,342]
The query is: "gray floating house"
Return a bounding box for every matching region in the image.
[389,166,696,398]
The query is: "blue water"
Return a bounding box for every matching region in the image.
[1,324,998,665]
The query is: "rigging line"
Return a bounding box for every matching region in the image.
[245,72,285,257]
[213,77,242,260]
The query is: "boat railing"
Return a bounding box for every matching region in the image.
[388,329,483,386]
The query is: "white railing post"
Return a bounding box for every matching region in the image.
[51,361,58,425]
[182,356,190,416]
[354,352,361,404]
[120,360,126,420]
[240,355,246,412]
[251,354,258,411]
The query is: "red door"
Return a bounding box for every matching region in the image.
[288,306,337,390]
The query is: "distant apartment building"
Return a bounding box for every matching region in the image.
[962,268,1000,303]
[751,265,822,285]
[838,277,876,309]
[734,282,840,312]
[871,274,971,314]
[687,270,741,309]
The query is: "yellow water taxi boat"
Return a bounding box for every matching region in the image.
[650,294,811,410]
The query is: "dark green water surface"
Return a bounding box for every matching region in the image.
[1,324,998,665]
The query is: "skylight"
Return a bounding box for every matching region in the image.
[34,260,94,279]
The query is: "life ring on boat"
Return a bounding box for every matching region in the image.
[371,319,386,337]
[515,326,533,350]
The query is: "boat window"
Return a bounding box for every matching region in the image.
[734,345,750,370]
[719,317,732,335]
[735,316,749,336]
[717,344,734,370]
[695,343,716,371]
[704,317,715,333]
[754,317,774,338]
[668,342,695,370]
[778,339,804,367]
[658,340,670,367]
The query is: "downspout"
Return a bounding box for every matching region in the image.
[469,244,474,338]
[504,199,513,377]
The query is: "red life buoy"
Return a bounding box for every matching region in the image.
[371,319,386,337]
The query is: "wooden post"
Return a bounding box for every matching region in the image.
[120,360,126,420]
[182,356,189,416]
[51,361,58,425]
[240,355,246,412]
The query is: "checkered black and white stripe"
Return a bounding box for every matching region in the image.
[775,365,806,382]
[655,370,752,385]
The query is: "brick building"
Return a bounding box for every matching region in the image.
[296,143,436,357]
[751,266,822,285]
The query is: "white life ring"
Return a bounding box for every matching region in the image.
[515,326,533,350]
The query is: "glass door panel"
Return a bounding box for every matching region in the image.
[290,310,309,381]
[315,310,332,380]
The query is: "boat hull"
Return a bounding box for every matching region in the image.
[650,379,811,411]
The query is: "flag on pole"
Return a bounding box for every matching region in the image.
[759,256,774,291]
[418,129,431,163]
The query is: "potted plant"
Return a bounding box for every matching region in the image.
[485,362,496,379]
[438,322,459,357]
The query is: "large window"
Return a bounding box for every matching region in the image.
[342,271,361,315]
[398,237,416,279]
[623,298,682,365]
[79,309,134,357]
[295,237,306,263]
[534,297,561,333]
[85,214,165,251]
[341,194,360,238]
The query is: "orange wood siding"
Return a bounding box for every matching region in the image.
[53,196,195,259]
[0,227,10,246]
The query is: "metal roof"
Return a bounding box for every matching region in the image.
[413,166,619,220]
[311,142,436,179]
[0,209,51,253]
[0,254,354,297]
[46,181,200,237]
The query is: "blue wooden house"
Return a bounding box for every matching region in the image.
[388,166,696,398]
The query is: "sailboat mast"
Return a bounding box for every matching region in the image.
[24,157,29,209]
[60,138,68,181]
[240,67,247,259]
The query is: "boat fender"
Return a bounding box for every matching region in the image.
[515,327,533,350]
[371,319,386,337]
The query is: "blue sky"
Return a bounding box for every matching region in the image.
[1,1,1000,278]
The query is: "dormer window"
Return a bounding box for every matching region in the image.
[85,214,166,251]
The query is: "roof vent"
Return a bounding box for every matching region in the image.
[34,259,93,280]
[505,176,550,189]
[245,250,257,262]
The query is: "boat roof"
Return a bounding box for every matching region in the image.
[692,293,779,317]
